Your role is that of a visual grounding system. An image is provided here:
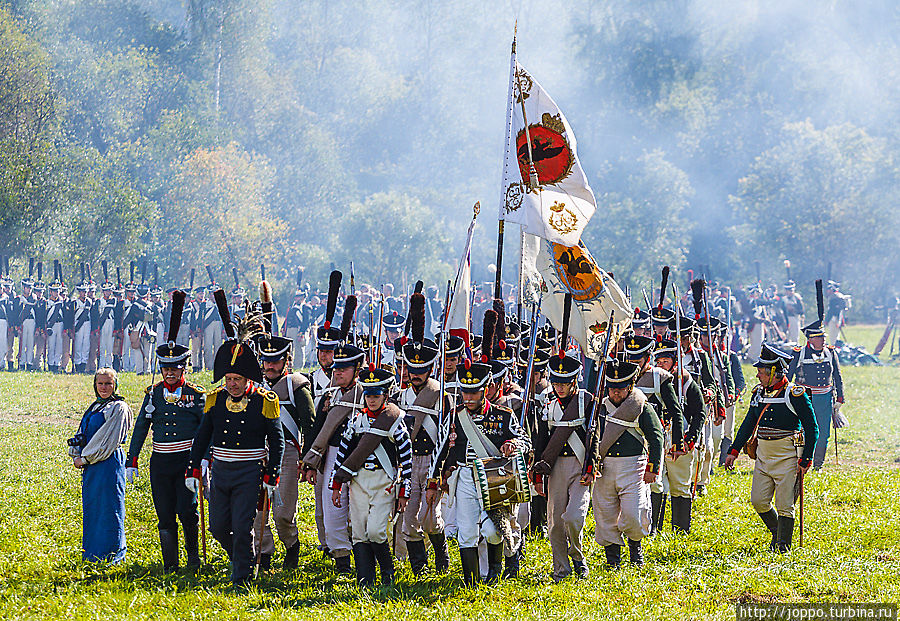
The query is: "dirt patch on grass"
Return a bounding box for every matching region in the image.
[0,412,74,427]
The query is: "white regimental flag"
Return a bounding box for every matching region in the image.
[498,43,597,247]
[522,233,632,360]
[445,212,477,342]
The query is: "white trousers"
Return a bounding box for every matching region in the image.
[73,323,91,366]
[18,318,35,366]
[98,321,115,368]
[46,323,63,367]
[203,323,223,371]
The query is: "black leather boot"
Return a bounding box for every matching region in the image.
[159,529,179,573]
[459,547,480,587]
[429,532,450,573]
[352,543,376,587]
[371,541,394,585]
[405,539,429,576]
[259,553,272,571]
[183,523,201,568]
[758,509,779,551]
[671,496,692,534]
[650,492,666,535]
[628,538,643,566]
[776,516,795,553]
[335,552,353,575]
[283,541,300,570]
[503,545,520,579]
[485,543,503,583]
[572,557,589,578]
[529,495,548,538]
[604,544,621,568]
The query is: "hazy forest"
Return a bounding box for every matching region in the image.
[2,0,900,315]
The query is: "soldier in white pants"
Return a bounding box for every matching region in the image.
[70,284,93,372]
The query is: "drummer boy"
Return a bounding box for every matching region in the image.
[433,346,530,586]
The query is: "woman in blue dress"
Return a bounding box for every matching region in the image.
[69,368,133,562]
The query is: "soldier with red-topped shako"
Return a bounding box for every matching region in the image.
[126,290,206,572]
[185,291,284,587]
[330,366,412,586]
[647,339,704,533]
[395,288,452,576]
[725,343,818,552]
[531,294,599,582]
[434,309,530,586]
[301,276,363,575]
[590,359,664,568]
[252,279,317,571]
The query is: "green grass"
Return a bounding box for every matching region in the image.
[0,366,898,620]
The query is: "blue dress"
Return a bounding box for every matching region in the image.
[78,399,128,563]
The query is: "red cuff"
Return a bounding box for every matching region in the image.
[398,485,409,499]
[645,463,660,475]
[329,480,342,492]
[186,468,201,480]
[728,448,739,458]
[263,474,279,487]
[798,458,811,468]
[127,456,138,469]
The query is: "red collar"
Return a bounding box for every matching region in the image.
[163,378,185,390]
[766,377,788,394]
[363,406,382,419]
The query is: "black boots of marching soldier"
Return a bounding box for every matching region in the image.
[159,529,179,573]
[429,533,450,573]
[776,516,795,553]
[352,542,393,587]
[406,540,429,576]
[459,547,480,587]
[650,492,667,535]
[283,541,300,570]
[485,543,503,583]
[758,509,779,551]
[670,496,692,533]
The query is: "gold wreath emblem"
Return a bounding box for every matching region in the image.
[548,201,578,235]
[226,395,249,412]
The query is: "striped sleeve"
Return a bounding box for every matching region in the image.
[329,430,353,490]
[393,419,413,498]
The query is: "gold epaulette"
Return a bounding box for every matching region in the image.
[262,389,280,420]
[790,384,807,397]
[204,385,224,413]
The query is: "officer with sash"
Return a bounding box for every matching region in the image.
[725,343,818,552]
[590,360,664,567]
[330,365,413,586]
[253,331,316,570]
[127,291,205,572]
[185,291,284,586]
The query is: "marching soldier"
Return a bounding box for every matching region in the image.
[781,280,804,343]
[397,305,451,576]
[69,279,93,374]
[724,343,818,552]
[253,331,317,570]
[623,335,683,536]
[330,365,413,586]
[380,311,405,368]
[787,281,844,470]
[33,275,47,371]
[301,276,363,576]
[96,281,118,369]
[696,316,734,494]
[0,269,10,370]
[45,275,66,373]
[649,339,705,532]
[436,355,529,586]
[590,360,664,567]
[15,268,36,370]
[185,291,284,586]
[531,344,597,582]
[127,291,205,572]
[516,335,552,538]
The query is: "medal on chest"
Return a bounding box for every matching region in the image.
[226,395,249,413]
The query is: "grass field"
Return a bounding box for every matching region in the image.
[0,328,898,620]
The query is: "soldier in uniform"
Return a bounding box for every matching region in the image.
[282,272,309,368]
[380,311,405,368]
[696,316,734,495]
[253,332,317,570]
[45,275,66,374]
[781,280,804,343]
[33,273,47,371]
[185,291,284,586]
[724,343,818,552]
[96,280,118,369]
[15,269,36,371]
[824,281,850,345]
[649,339,705,532]
[70,280,94,374]
[330,365,413,586]
[127,291,205,572]
[397,308,451,576]
[590,360,664,567]
[436,357,529,586]
[632,309,652,338]
[624,335,683,536]
[787,293,844,470]
[301,278,363,576]
[0,269,10,370]
[530,346,597,582]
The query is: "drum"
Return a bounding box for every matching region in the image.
[472,450,531,511]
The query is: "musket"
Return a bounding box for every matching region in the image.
[375,285,385,367]
[582,310,616,478]
[672,283,684,407]
[700,279,729,404]
[642,288,651,313]
[349,262,356,341]
[430,280,457,479]
[518,297,543,431]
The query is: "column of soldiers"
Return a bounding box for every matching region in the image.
[41,257,843,586]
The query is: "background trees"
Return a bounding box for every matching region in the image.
[2,0,899,315]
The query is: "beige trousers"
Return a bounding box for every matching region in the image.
[547,456,591,580]
[349,468,395,544]
[650,443,695,498]
[592,455,652,546]
[750,437,801,518]
[402,454,444,541]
